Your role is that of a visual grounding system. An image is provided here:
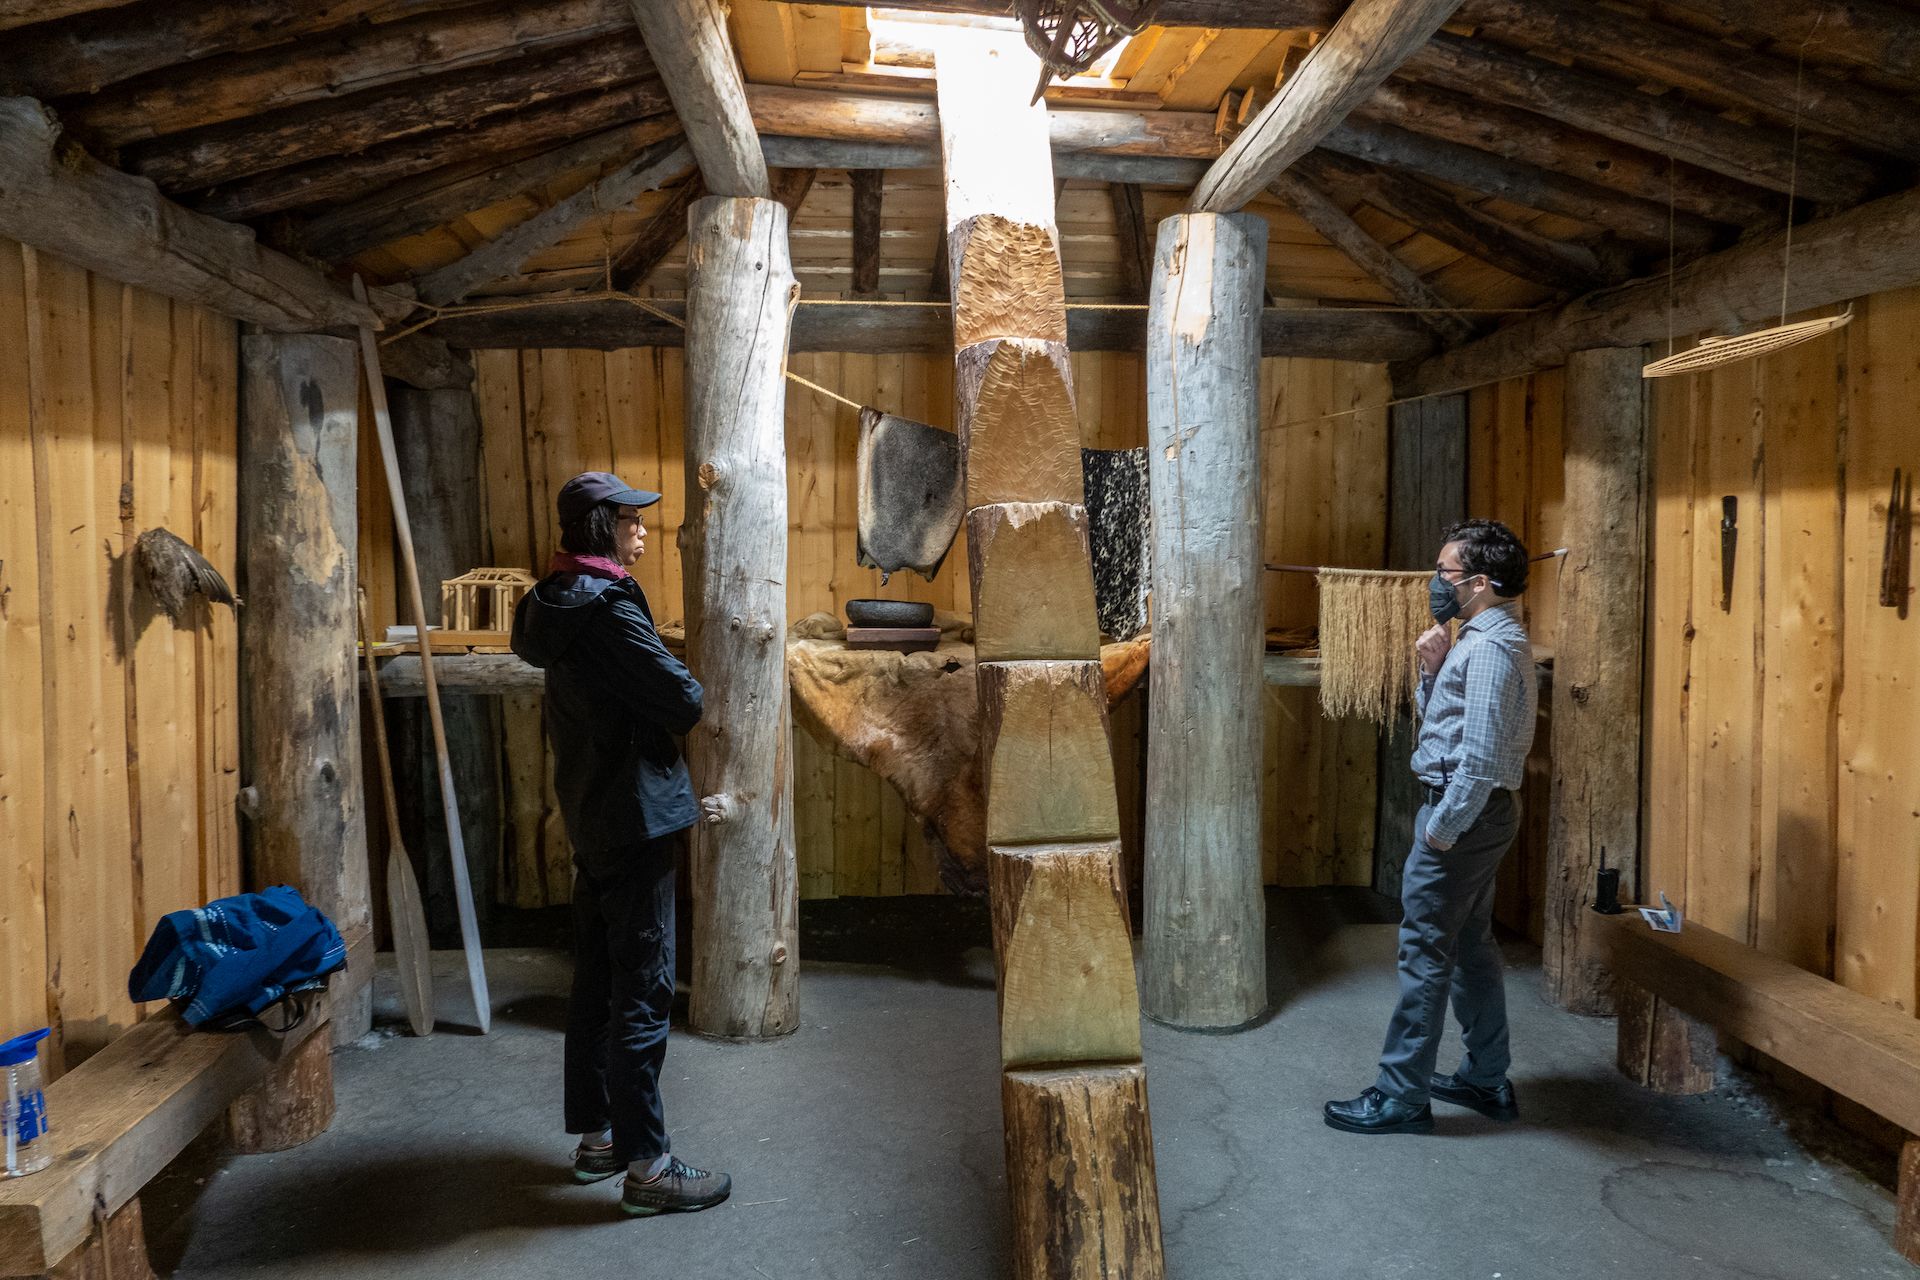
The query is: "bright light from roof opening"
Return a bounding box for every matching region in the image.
[868,7,1133,82]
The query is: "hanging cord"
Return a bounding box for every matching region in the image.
[1780,14,1826,326]
[1666,153,1676,360]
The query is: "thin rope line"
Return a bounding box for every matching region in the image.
[1781,13,1825,326]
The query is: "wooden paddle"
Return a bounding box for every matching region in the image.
[359,589,434,1037]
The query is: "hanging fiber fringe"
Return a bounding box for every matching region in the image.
[1315,569,1431,730]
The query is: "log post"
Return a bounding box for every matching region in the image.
[1545,346,1648,1014]
[1141,211,1268,1030]
[46,1197,156,1280]
[390,385,499,943]
[936,32,1164,1279]
[223,1028,338,1152]
[1614,982,1716,1094]
[1897,1138,1920,1265]
[238,333,370,1049]
[1375,394,1466,901]
[680,194,800,1040]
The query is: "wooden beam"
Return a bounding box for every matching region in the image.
[293,120,681,262]
[1267,168,1475,344]
[1403,181,1920,394]
[1108,183,1153,302]
[1143,210,1269,1029]
[429,298,1437,358]
[625,0,769,197]
[850,168,884,298]
[1322,119,1720,253]
[125,39,661,192]
[1357,81,1780,228]
[2,0,479,99]
[194,89,674,220]
[1656,0,1920,84]
[0,0,135,32]
[608,175,703,291]
[377,331,475,391]
[760,135,932,172]
[0,97,376,332]
[413,138,691,305]
[1545,347,1648,1015]
[1188,0,1465,213]
[70,0,632,147]
[1301,150,1611,292]
[1403,32,1881,203]
[1463,0,1920,161]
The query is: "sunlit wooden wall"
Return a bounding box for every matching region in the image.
[387,348,1393,902]
[0,239,242,1071]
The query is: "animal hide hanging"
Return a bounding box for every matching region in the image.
[855,408,964,582]
[1315,569,1430,729]
[1081,446,1151,641]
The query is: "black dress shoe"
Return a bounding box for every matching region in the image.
[1323,1087,1434,1135]
[1429,1072,1519,1121]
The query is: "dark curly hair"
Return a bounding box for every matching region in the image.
[1440,518,1529,597]
[558,499,622,559]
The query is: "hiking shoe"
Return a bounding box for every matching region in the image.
[1429,1072,1520,1121]
[572,1141,623,1183]
[620,1157,732,1216]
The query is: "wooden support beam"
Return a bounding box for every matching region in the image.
[194,88,674,221]
[0,98,376,333]
[413,138,690,305]
[1615,983,1717,1095]
[1187,0,1465,213]
[1357,81,1780,229]
[238,333,373,1041]
[625,0,769,197]
[1404,182,1920,395]
[682,194,798,1039]
[1301,150,1610,292]
[1899,1140,1920,1266]
[71,0,633,147]
[1656,0,1920,84]
[1544,347,1648,1016]
[928,228,950,300]
[1403,32,1881,204]
[1463,0,1920,161]
[850,168,884,298]
[1142,211,1269,1030]
[1268,168,1474,344]
[223,1029,336,1152]
[0,0,135,31]
[1108,183,1153,302]
[125,39,661,193]
[376,332,475,392]
[610,175,704,291]
[294,120,681,262]
[430,298,1437,358]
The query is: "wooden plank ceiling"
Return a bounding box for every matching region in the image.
[4,0,1915,346]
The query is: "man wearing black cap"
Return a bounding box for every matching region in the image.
[511,471,731,1217]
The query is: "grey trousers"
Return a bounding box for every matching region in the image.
[1374,788,1521,1105]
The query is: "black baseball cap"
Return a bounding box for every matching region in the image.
[556,471,662,523]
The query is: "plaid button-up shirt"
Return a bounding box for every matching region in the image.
[1410,598,1537,845]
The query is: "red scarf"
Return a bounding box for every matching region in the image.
[548,551,629,581]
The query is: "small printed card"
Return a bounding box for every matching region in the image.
[1639,891,1683,934]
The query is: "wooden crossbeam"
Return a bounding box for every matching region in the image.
[607,166,810,293]
[1403,181,1920,394]
[1268,168,1475,344]
[625,0,769,197]
[0,96,376,332]
[1657,0,1920,84]
[1188,0,1466,213]
[413,138,691,306]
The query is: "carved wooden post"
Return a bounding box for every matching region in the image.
[681,194,800,1039]
[1545,346,1648,1014]
[238,332,368,1060]
[936,33,1163,1279]
[1142,211,1268,1029]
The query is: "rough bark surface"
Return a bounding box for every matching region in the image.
[238,334,372,1041]
[625,0,769,197]
[223,1026,337,1152]
[1545,347,1648,1015]
[1615,983,1716,1095]
[1898,1139,1920,1265]
[681,195,800,1039]
[1142,212,1268,1030]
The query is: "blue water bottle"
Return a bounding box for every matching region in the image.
[1,1028,51,1177]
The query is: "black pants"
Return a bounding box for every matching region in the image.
[563,830,683,1164]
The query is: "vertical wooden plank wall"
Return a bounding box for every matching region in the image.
[393,348,1388,902]
[0,238,242,1071]
[1472,289,1920,1037]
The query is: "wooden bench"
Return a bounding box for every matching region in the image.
[0,1002,335,1279]
[1593,910,1920,1265]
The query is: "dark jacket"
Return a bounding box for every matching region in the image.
[510,573,703,867]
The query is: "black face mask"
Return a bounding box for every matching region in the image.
[1429,572,1461,623]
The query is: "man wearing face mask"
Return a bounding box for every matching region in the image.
[1324,518,1538,1135]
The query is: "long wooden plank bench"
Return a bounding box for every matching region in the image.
[1593,910,1920,1265]
[0,1002,335,1279]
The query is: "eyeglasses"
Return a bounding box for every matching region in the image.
[1434,566,1477,580]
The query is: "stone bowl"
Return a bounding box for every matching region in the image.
[846,598,934,629]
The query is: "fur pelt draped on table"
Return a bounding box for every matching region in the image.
[1314,569,1431,728]
[786,612,1151,892]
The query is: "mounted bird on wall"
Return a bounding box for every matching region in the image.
[134,527,236,620]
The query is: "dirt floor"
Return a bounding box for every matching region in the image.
[144,889,1912,1279]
